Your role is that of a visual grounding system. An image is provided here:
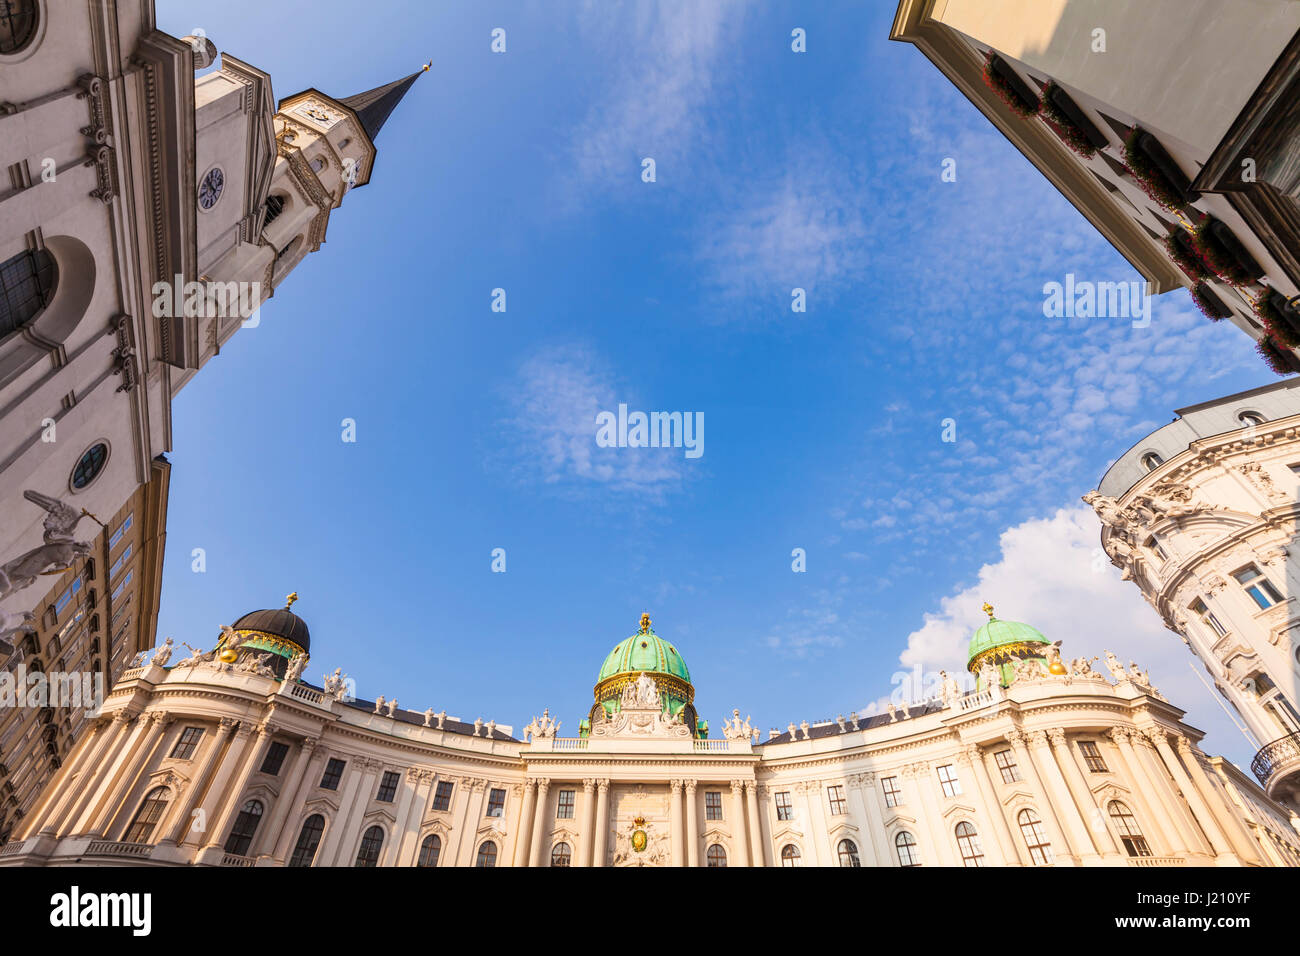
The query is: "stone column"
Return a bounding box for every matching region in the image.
[1131,730,1209,856]
[1147,728,1237,861]
[1107,728,1181,855]
[593,779,611,867]
[744,782,766,866]
[159,718,237,846]
[961,746,1020,865]
[30,716,110,836]
[197,722,277,861]
[1006,730,1076,865]
[794,782,825,865]
[1033,729,1101,862]
[442,776,471,864]
[907,763,958,866]
[669,780,684,866]
[1176,737,1262,864]
[65,711,138,834]
[98,711,175,839]
[513,779,537,867]
[184,721,256,848]
[579,779,596,867]
[453,779,488,865]
[729,780,750,866]
[267,740,327,862]
[388,769,433,866]
[1051,730,1120,857]
[527,778,551,867]
[851,772,893,867]
[684,781,699,867]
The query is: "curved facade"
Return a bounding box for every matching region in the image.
[4,611,1298,868]
[1086,379,1300,809]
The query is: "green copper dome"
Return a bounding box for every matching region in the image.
[598,623,691,683]
[968,617,1050,664]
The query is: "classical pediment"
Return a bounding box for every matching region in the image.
[940,801,978,819]
[303,794,341,815]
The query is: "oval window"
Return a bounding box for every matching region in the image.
[71,442,108,489]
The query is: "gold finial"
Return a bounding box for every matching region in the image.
[981,602,995,620]
[639,613,651,633]
[285,592,299,610]
[422,61,432,72]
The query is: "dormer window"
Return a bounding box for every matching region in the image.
[1237,410,1266,427]
[1140,451,1164,472]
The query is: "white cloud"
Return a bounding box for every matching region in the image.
[498,345,690,499]
[899,504,1257,767]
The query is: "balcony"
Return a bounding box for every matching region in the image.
[1251,731,1300,794]
[1127,856,1187,867]
[84,840,153,859]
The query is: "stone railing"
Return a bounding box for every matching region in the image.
[1251,731,1300,790]
[0,841,26,856]
[958,690,994,712]
[694,739,731,752]
[286,682,325,705]
[222,853,254,867]
[1127,856,1187,867]
[118,667,145,682]
[548,737,589,751]
[85,840,153,858]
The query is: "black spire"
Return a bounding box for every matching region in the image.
[338,64,428,143]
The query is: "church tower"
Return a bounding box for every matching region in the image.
[176,62,428,389]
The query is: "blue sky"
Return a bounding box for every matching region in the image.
[155,1,1270,763]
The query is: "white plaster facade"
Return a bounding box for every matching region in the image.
[1088,379,1300,808]
[5,617,1299,869]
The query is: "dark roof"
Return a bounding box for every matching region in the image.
[233,608,311,652]
[338,71,422,143]
[756,701,944,746]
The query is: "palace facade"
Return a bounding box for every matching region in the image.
[891,0,1300,373]
[4,604,1298,868]
[1086,378,1300,810]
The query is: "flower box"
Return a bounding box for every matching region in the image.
[1164,229,1211,281]
[982,52,1040,118]
[1040,83,1108,158]
[1189,217,1263,285]
[1123,128,1195,210]
[1256,334,1300,375]
[1191,282,1233,320]
[1257,289,1300,345]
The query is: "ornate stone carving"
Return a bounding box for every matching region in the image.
[523,708,560,741]
[0,491,96,603]
[722,709,753,740]
[589,673,689,739]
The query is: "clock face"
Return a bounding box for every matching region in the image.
[198,167,224,210]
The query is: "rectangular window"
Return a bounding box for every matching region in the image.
[936,764,962,797]
[1191,598,1228,637]
[556,789,575,819]
[1144,535,1167,561]
[1289,463,1300,478]
[109,513,133,549]
[486,787,506,817]
[1078,741,1109,773]
[376,771,401,802]
[259,741,289,776]
[54,578,83,616]
[319,758,346,791]
[432,780,454,811]
[169,726,203,760]
[110,543,132,580]
[111,570,133,601]
[881,776,902,808]
[704,791,723,820]
[994,749,1021,783]
[826,785,847,815]
[1234,565,1283,610]
[774,791,793,821]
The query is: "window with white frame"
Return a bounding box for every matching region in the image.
[936,764,962,797]
[1190,598,1228,637]
[1234,565,1284,610]
[881,776,902,807]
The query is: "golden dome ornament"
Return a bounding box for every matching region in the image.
[1049,659,1068,675]
[218,646,239,664]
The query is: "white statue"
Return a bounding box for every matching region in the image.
[0,608,35,647]
[799,720,810,740]
[887,702,897,722]
[473,717,483,736]
[979,659,1001,696]
[485,719,496,738]
[939,670,961,708]
[151,637,174,666]
[1041,640,1063,671]
[787,721,797,738]
[386,698,398,717]
[284,653,307,682]
[373,695,386,714]
[0,491,95,603]
[435,710,447,730]
[1102,650,1126,681]
[622,673,660,709]
[424,708,435,728]
[723,708,753,740]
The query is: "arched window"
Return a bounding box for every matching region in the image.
[1237,410,1266,427]
[416,833,441,867]
[706,844,727,867]
[354,825,384,867]
[263,194,286,228]
[222,799,263,856]
[288,814,325,867]
[1140,451,1164,472]
[0,247,57,339]
[955,821,984,867]
[895,831,920,867]
[551,842,571,866]
[837,839,861,867]
[780,844,801,867]
[0,1,39,56]
[475,840,497,868]
[1108,801,1152,857]
[123,786,170,843]
[1017,809,1054,865]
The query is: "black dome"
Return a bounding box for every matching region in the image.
[232,608,310,652]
